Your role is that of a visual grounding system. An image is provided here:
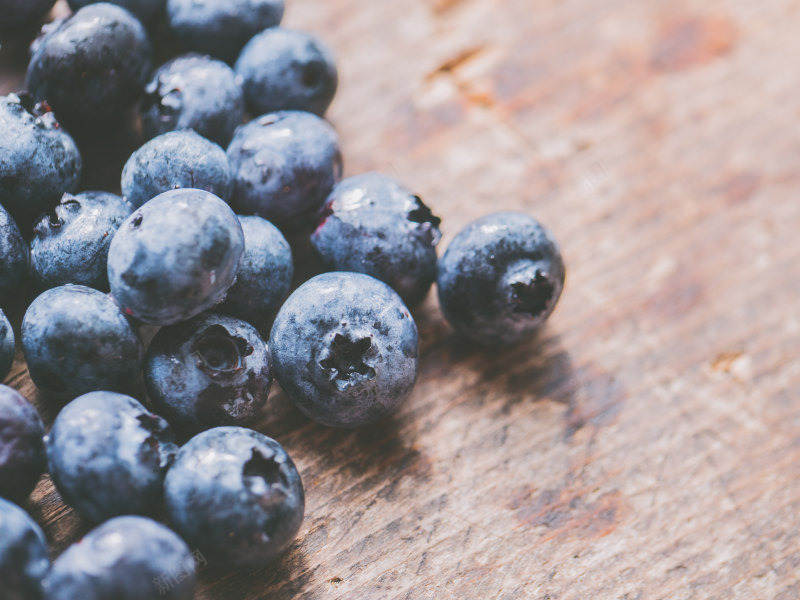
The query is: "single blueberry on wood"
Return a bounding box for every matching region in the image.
[21,284,144,397]
[140,54,245,146]
[236,28,338,117]
[221,215,293,328]
[145,313,272,434]
[164,426,304,570]
[437,211,566,346]
[0,94,81,227]
[227,111,342,230]
[270,272,419,428]
[26,3,153,133]
[46,391,177,523]
[121,130,233,208]
[107,188,244,325]
[166,0,284,63]
[311,172,442,306]
[44,515,195,600]
[30,191,132,291]
[0,386,46,503]
[0,497,50,600]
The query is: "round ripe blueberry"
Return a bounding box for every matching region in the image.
[0,386,46,503]
[437,212,566,346]
[66,0,165,23]
[221,215,293,328]
[227,111,342,230]
[0,203,28,305]
[0,311,14,381]
[270,272,419,428]
[0,0,55,31]
[121,130,233,209]
[236,28,338,117]
[30,192,132,291]
[46,392,177,523]
[0,498,50,600]
[166,0,284,63]
[26,3,152,134]
[164,426,304,570]
[21,285,144,397]
[44,516,195,600]
[140,54,245,146]
[311,173,442,306]
[145,313,272,434]
[107,188,244,325]
[0,94,81,227]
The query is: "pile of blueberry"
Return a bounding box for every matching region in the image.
[0,0,566,598]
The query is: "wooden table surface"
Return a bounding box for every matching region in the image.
[2,0,799,598]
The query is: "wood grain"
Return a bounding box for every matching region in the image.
[2,0,799,598]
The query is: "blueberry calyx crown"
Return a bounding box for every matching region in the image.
[319,333,376,388]
[510,270,556,317]
[408,195,442,245]
[242,447,288,497]
[136,413,175,469]
[193,324,254,377]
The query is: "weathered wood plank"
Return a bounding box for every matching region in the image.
[1,0,799,598]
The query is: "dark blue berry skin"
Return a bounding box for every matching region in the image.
[121,130,232,209]
[227,111,342,230]
[31,192,132,291]
[270,272,418,428]
[164,426,304,570]
[21,285,144,397]
[0,0,55,31]
[26,4,153,134]
[236,28,338,118]
[0,386,46,503]
[140,54,244,147]
[108,188,244,325]
[0,94,81,228]
[0,498,50,600]
[46,392,177,523]
[0,203,28,305]
[145,313,272,435]
[166,0,284,63]
[0,311,14,381]
[67,0,165,23]
[437,212,566,346]
[44,516,195,600]
[221,216,293,328]
[311,173,442,307]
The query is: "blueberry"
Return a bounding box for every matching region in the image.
[0,94,81,227]
[270,272,418,428]
[31,192,132,291]
[108,189,244,325]
[0,311,14,381]
[121,130,232,209]
[0,202,28,305]
[166,0,284,63]
[66,0,165,23]
[0,498,50,600]
[221,215,293,328]
[140,54,244,146]
[46,391,177,523]
[437,211,566,346]
[311,173,441,306]
[0,0,56,31]
[21,285,144,396]
[227,111,342,230]
[236,28,338,117]
[44,515,195,600]
[0,386,46,503]
[164,426,304,570]
[26,3,153,134]
[145,313,272,434]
